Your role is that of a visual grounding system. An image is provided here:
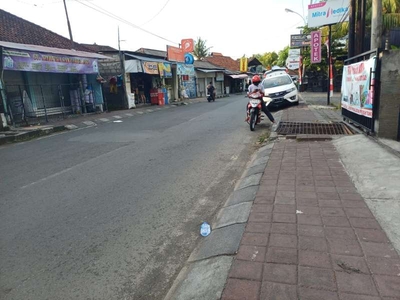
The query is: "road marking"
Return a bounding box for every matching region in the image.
[83,121,96,126]
[113,115,122,119]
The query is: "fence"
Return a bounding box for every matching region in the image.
[3,83,97,126]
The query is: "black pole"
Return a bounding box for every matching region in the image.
[327,25,332,106]
[360,0,366,53]
[63,0,74,49]
[348,0,356,58]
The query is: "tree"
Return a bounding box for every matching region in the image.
[276,46,290,67]
[193,37,212,60]
[255,52,278,69]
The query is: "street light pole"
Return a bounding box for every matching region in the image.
[284,8,307,26]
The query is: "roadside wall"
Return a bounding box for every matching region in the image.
[378,50,400,140]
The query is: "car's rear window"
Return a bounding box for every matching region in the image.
[262,75,292,89]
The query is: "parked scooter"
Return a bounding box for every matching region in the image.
[246,91,263,131]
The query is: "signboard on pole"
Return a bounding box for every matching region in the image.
[290,34,311,47]
[310,31,321,64]
[286,49,301,70]
[167,45,185,62]
[308,0,350,27]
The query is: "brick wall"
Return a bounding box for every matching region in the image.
[378,50,400,140]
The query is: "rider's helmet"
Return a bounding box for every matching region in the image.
[252,75,261,85]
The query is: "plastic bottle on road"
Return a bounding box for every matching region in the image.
[200,222,211,237]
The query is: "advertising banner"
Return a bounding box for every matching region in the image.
[167,45,185,62]
[310,31,321,64]
[308,0,349,27]
[3,48,99,74]
[158,62,172,78]
[142,61,159,75]
[341,56,376,118]
[240,57,248,72]
[177,63,195,76]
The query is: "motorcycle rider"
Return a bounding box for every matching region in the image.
[247,75,275,123]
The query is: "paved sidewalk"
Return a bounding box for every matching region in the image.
[221,139,400,300]
[219,100,400,300]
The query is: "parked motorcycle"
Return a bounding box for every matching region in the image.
[246,91,263,131]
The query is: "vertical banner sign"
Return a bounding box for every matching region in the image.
[240,57,248,72]
[311,31,321,64]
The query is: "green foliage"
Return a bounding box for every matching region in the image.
[276,46,290,67]
[193,37,212,60]
[255,52,278,69]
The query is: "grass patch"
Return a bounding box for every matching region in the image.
[258,130,271,145]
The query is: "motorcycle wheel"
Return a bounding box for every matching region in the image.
[250,110,257,131]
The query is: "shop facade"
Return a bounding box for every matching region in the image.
[0,42,107,125]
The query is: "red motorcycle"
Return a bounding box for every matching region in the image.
[246,91,263,131]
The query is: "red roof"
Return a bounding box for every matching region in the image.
[0,9,91,52]
[204,53,240,72]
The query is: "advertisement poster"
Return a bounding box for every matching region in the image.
[158,63,172,78]
[3,48,99,74]
[341,56,376,118]
[308,0,349,27]
[167,45,185,62]
[142,61,159,75]
[177,63,195,76]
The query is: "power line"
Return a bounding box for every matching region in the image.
[73,0,179,45]
[140,0,171,26]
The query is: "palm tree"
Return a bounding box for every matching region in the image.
[193,37,212,60]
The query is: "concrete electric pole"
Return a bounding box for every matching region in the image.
[371,0,383,49]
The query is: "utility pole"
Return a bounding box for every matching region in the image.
[63,0,74,49]
[348,0,356,58]
[371,0,383,49]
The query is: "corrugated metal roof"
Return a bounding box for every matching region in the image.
[124,53,169,63]
[0,41,110,59]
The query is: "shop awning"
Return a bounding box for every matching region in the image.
[230,74,248,79]
[196,68,225,73]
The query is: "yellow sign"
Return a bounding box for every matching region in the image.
[240,57,248,72]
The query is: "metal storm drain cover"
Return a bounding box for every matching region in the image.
[277,122,355,135]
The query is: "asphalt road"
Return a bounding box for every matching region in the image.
[0,95,269,300]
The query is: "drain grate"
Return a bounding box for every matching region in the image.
[277,122,355,135]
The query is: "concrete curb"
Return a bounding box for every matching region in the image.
[164,140,275,299]
[0,125,67,145]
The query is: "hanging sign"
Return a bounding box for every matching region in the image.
[158,62,172,78]
[3,48,99,74]
[240,57,248,72]
[177,63,195,76]
[142,61,159,74]
[310,31,321,64]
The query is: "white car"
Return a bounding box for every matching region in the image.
[262,70,299,108]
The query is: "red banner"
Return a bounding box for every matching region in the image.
[167,45,185,62]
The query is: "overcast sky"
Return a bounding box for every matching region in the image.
[1,0,312,59]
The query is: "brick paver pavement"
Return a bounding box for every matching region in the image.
[221,139,400,300]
